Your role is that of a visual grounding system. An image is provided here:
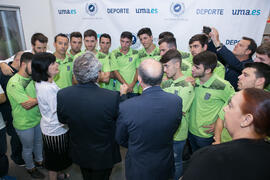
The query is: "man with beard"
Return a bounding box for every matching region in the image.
[0,33,49,76]
[188,51,234,153]
[214,62,270,144]
[67,31,82,60]
[74,30,110,84]
[187,34,225,79]
[6,52,44,179]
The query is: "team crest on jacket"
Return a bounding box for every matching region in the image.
[204,93,211,100]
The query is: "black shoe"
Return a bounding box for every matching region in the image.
[13,159,25,166]
[27,168,45,179]
[34,161,44,169]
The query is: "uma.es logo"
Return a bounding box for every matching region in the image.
[135,8,158,14]
[86,2,98,16]
[58,9,76,15]
[232,9,261,16]
[170,2,185,17]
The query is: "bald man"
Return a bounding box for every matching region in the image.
[116,59,182,180]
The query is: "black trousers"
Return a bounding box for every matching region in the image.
[80,167,112,180]
[0,127,8,177]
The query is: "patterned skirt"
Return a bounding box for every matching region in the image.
[42,132,72,171]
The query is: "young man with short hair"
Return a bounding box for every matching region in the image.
[0,33,49,76]
[254,42,270,91]
[110,31,140,98]
[7,52,44,179]
[74,30,110,84]
[158,37,192,76]
[53,33,73,89]
[98,33,114,90]
[160,49,194,179]
[83,29,98,55]
[254,43,270,65]
[137,27,160,62]
[67,31,82,60]
[158,31,191,59]
[188,34,225,79]
[214,62,270,144]
[188,51,234,153]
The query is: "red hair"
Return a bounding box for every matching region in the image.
[241,88,270,137]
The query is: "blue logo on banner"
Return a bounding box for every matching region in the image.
[131,34,141,49]
[58,9,77,15]
[132,35,137,45]
[135,8,158,14]
[232,9,261,16]
[86,3,98,16]
[107,8,129,14]
[225,39,240,46]
[196,9,224,15]
[170,2,185,17]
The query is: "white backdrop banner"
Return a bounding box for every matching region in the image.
[51,0,270,52]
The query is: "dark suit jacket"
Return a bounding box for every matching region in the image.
[57,82,121,169]
[116,86,182,180]
[208,40,253,90]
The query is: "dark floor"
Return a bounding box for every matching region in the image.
[5,135,127,180]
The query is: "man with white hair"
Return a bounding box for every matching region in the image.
[57,51,121,180]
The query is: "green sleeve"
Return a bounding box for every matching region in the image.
[179,85,195,113]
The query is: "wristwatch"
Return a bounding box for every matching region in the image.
[216,43,223,51]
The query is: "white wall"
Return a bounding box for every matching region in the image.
[0,0,55,51]
[0,0,269,53]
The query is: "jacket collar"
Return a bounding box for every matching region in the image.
[76,82,99,88]
[142,86,162,95]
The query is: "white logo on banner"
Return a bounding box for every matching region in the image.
[170,2,185,17]
[86,2,98,16]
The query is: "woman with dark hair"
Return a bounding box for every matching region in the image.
[32,52,71,180]
[182,88,270,180]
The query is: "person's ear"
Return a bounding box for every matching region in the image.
[255,77,265,88]
[174,61,180,69]
[203,44,208,51]
[205,68,211,74]
[240,114,253,128]
[245,49,251,56]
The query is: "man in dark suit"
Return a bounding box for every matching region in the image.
[57,51,121,180]
[116,59,182,180]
